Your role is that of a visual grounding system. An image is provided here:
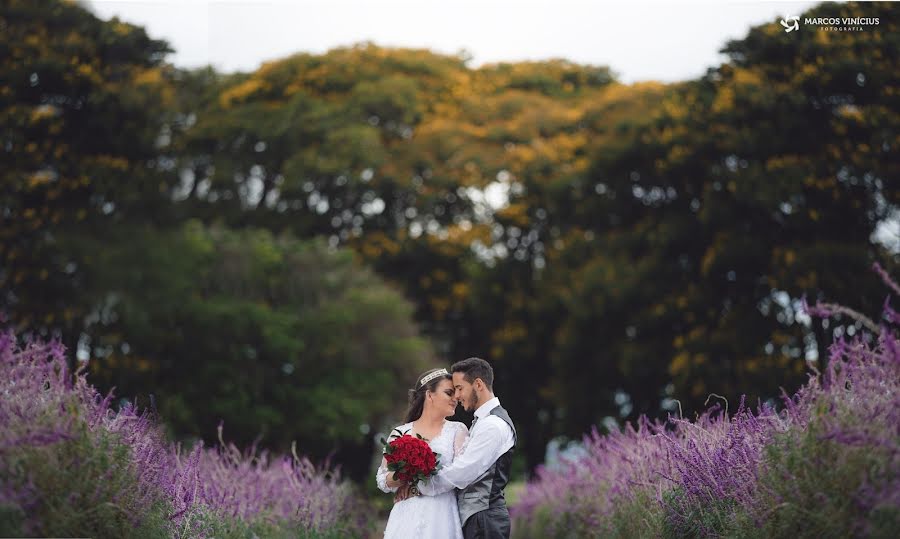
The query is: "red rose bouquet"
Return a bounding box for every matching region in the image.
[381,428,441,484]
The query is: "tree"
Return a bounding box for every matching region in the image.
[7,0,897,477]
[75,222,432,477]
[541,1,899,431]
[0,0,175,350]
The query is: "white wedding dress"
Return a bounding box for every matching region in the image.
[377,420,468,539]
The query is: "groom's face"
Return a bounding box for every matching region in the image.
[452,372,479,413]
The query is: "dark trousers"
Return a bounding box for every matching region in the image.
[462,507,511,539]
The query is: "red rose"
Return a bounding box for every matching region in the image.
[381,430,441,483]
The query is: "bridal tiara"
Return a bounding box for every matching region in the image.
[418,368,449,388]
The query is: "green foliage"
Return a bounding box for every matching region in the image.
[2,423,170,539]
[742,420,899,539]
[511,505,581,539]
[0,0,175,339]
[0,504,25,537]
[602,488,667,539]
[506,0,900,442]
[4,0,899,480]
[652,409,900,539]
[190,508,371,539]
[76,222,432,455]
[662,488,745,539]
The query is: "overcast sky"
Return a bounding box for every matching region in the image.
[86,0,822,83]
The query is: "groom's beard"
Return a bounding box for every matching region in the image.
[469,391,479,412]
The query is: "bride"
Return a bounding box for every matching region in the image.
[377,368,468,538]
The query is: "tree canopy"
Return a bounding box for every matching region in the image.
[3,0,897,475]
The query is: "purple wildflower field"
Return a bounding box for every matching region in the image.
[512,265,900,539]
[0,327,371,538]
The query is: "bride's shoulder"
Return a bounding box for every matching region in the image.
[447,420,469,433]
[387,423,413,438]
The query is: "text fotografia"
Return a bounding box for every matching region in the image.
[804,16,880,32]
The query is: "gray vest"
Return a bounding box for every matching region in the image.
[456,405,517,526]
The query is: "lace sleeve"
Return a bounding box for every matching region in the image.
[376,456,398,494]
[453,421,469,459]
[377,426,407,493]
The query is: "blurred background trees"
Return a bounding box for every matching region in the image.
[1,0,174,348]
[2,0,898,480]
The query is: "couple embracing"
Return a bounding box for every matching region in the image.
[376,357,516,539]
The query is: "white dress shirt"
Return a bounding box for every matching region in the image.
[418,396,515,496]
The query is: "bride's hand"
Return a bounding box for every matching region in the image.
[385,473,405,490]
[394,483,413,503]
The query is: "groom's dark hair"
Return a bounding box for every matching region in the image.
[451,357,494,391]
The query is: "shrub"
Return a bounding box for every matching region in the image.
[512,264,900,538]
[0,330,372,538]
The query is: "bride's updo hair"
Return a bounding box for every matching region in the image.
[403,368,452,423]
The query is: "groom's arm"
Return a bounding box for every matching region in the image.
[417,420,507,496]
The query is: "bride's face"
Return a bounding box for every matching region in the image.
[427,379,458,417]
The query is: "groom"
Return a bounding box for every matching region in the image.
[399,357,517,539]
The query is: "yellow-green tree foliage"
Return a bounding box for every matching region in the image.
[173,3,897,469]
[4,0,897,472]
[1,0,174,338]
